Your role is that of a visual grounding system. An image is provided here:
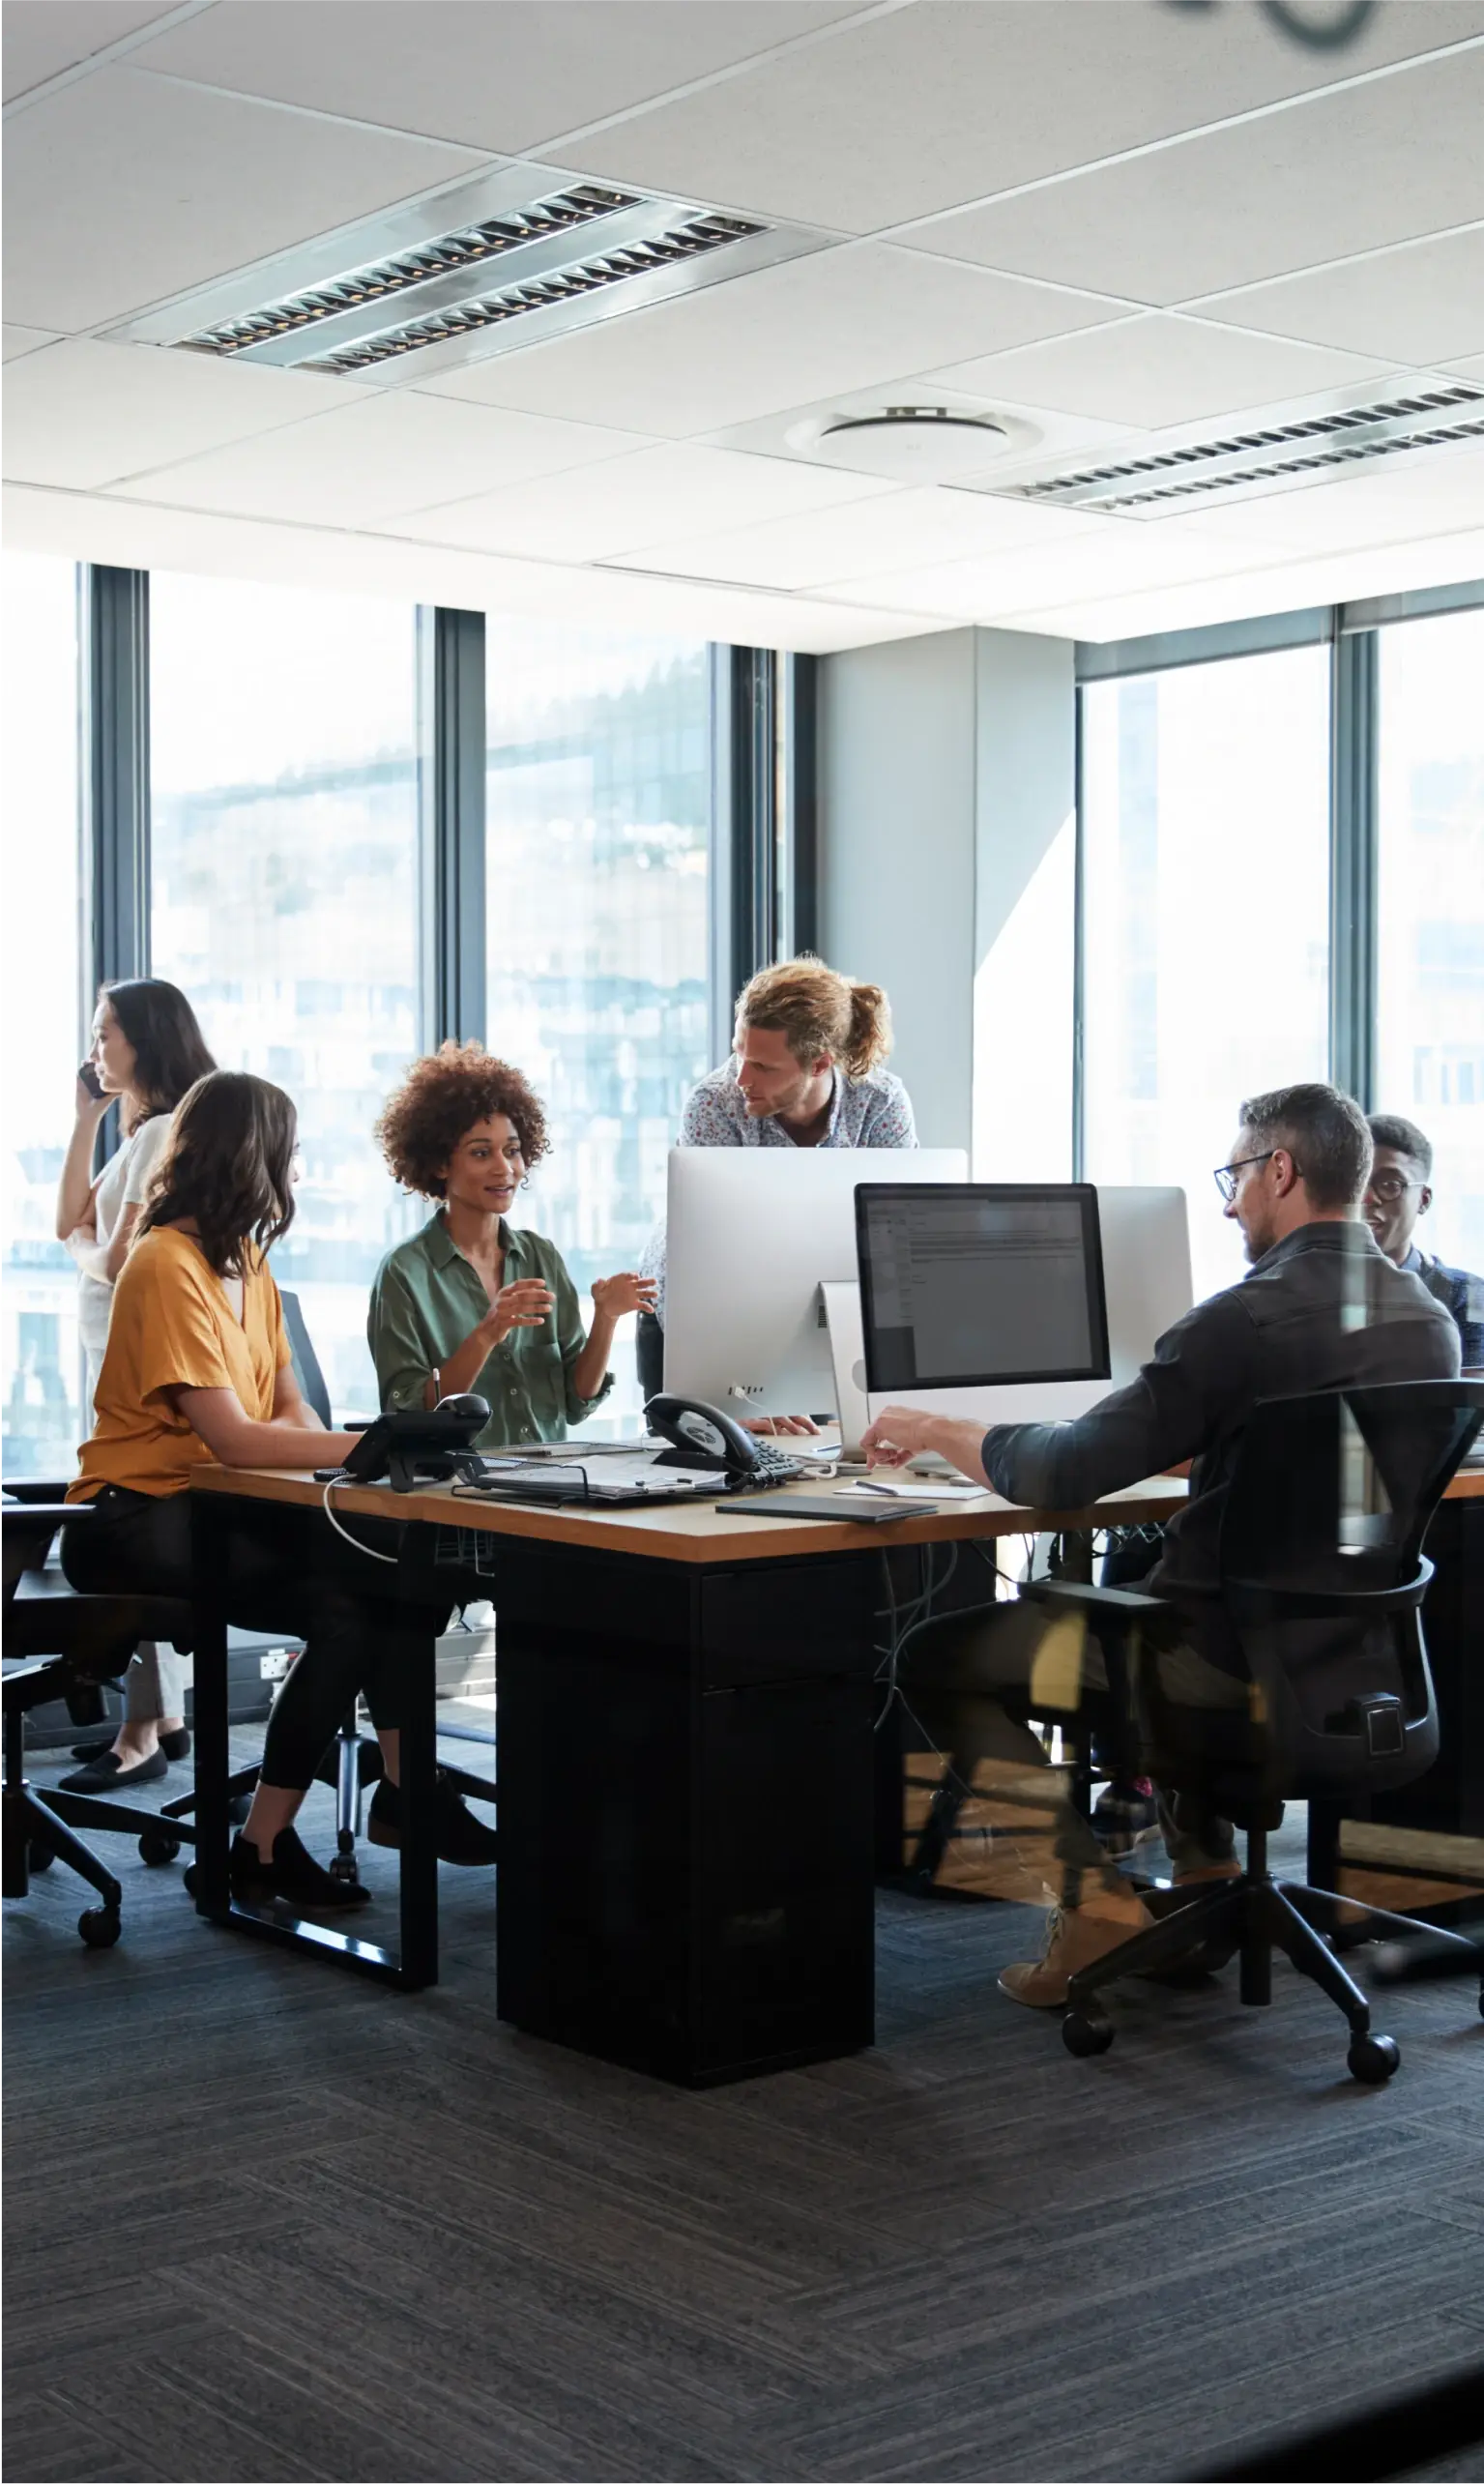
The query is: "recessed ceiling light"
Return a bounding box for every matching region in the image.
[810,405,1011,482]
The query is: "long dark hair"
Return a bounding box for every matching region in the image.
[102,979,215,1120]
[140,1072,298,1276]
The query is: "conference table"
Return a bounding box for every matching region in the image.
[188,1461,1188,2087]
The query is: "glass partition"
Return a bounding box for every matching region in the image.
[1081,646,1331,1301]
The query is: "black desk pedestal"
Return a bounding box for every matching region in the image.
[495,1539,877,2087]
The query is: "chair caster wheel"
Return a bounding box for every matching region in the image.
[1348,2032,1400,2085]
[1062,2010,1115,2059]
[78,1907,122,1948]
[139,1829,181,1867]
[229,1795,251,1826]
[28,1842,54,1872]
[183,1863,199,1898]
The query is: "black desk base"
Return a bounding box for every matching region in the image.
[190,1492,881,2080]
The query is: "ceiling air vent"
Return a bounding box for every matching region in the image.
[108,162,826,383]
[993,386,1484,514]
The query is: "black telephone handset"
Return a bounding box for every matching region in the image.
[644,1392,765,1479]
[330,1394,490,1493]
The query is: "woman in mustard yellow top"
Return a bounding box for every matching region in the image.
[61,1069,489,1913]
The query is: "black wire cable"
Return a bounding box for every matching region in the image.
[1171,0,1389,51]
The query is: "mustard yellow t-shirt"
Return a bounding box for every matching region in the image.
[70,1226,292,1501]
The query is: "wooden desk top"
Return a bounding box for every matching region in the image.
[190,1462,1195,1566]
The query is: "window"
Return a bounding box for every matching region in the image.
[1377,609,1484,1280]
[2,556,84,1478]
[150,577,422,1418]
[485,623,711,1428]
[1081,647,1331,1300]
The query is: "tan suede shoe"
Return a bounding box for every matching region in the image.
[999,1902,1155,2008]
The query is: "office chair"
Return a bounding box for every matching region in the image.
[1031,1380,1484,2083]
[3,1492,193,1945]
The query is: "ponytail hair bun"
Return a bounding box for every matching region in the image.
[737,956,893,1080]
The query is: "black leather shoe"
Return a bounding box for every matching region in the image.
[367,1771,498,1867]
[71,1727,190,1764]
[229,1827,371,1912]
[59,1748,169,1793]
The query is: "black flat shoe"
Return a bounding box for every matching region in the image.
[71,1727,190,1764]
[59,1748,169,1793]
[367,1770,498,1867]
[229,1827,371,1912]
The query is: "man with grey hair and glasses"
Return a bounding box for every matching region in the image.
[862,1083,1461,2006]
[1364,1112,1484,1370]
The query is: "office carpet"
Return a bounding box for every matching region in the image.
[5,1742,1483,2484]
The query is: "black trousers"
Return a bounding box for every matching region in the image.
[61,1489,451,1794]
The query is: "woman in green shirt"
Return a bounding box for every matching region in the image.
[369,1043,655,1449]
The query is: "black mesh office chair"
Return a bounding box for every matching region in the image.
[3,1492,193,1944]
[1031,1380,1484,2083]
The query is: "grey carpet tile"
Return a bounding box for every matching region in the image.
[8,1767,1484,2484]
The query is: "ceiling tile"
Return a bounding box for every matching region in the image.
[562,0,1484,233]
[1005,526,1484,642]
[1191,225,1484,366]
[1440,349,1484,384]
[2,0,180,102]
[108,390,649,519]
[128,2,871,153]
[1,65,482,332]
[895,45,1484,304]
[416,246,1118,438]
[1,339,350,490]
[389,443,898,561]
[822,516,1269,620]
[1,324,60,363]
[922,313,1393,430]
[607,486,1102,590]
[1143,471,1469,556]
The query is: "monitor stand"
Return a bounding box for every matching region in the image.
[820,1281,870,1465]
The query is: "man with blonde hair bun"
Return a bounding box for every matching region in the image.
[637,955,917,1393]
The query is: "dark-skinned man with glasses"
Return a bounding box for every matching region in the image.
[861,1083,1460,2006]
[1364,1113,1484,1370]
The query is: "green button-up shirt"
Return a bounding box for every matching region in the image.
[367,1213,614,1451]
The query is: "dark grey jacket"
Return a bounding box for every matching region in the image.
[981,1222,1460,1618]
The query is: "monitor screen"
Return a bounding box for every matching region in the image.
[856,1184,1111,1391]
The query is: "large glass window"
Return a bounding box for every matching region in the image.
[1081,647,1331,1301]
[485,624,711,1429]
[1377,609,1484,1283]
[2,555,84,1478]
[150,577,422,1417]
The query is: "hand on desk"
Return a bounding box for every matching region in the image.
[861,1405,991,1488]
[742,1412,820,1438]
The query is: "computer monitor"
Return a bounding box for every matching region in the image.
[851,1183,1193,1434]
[858,1184,1108,1392]
[663,1147,969,1417]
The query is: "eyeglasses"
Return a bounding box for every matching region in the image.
[1213,1151,1276,1205]
[1365,1172,1421,1204]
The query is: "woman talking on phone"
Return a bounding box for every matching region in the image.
[60,1069,479,1908]
[55,978,215,1792]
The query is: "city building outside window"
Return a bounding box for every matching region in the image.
[1081,646,1331,1300]
[2,555,84,1479]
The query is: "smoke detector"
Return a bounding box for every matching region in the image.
[800,404,1012,481]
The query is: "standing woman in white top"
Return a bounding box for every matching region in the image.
[54,978,215,1790]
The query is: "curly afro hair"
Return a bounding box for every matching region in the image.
[375,1042,550,1199]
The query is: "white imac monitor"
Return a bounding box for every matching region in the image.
[664,1148,969,1417]
[853,1183,1193,1432]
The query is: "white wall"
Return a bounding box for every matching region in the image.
[817,625,1076,1172]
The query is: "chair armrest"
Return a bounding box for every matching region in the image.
[2,1478,77,1505]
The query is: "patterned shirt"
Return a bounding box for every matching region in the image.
[641,1061,917,1322]
[1402,1244,1484,1370]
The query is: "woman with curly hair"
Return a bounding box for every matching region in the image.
[370,1043,655,1450]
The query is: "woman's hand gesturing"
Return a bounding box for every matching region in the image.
[484,1278,554,1345]
[590,1271,658,1323]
